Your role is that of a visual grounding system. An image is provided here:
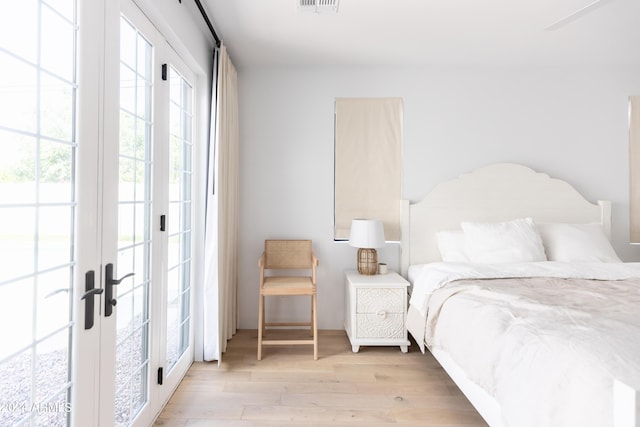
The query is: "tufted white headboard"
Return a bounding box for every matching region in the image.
[400,163,611,277]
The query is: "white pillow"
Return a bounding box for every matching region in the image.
[436,230,469,262]
[537,223,621,262]
[461,217,547,263]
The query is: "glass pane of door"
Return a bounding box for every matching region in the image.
[0,0,77,425]
[166,67,193,371]
[114,15,152,426]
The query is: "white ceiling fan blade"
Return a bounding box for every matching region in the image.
[545,0,615,31]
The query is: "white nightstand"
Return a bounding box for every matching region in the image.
[344,270,410,353]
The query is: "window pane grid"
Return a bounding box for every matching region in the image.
[0,1,76,425]
[41,2,76,31]
[0,320,73,366]
[116,15,152,426]
[0,46,78,110]
[0,126,77,150]
[166,66,192,372]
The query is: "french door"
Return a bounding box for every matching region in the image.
[109,5,196,426]
[0,1,79,425]
[0,0,196,426]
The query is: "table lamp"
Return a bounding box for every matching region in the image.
[349,219,386,275]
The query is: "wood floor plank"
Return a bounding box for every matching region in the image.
[241,405,395,423]
[154,329,488,426]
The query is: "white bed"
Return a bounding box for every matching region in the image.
[400,163,640,427]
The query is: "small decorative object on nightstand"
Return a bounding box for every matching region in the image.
[344,270,410,353]
[349,219,385,275]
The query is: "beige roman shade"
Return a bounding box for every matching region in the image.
[630,96,640,243]
[334,97,402,241]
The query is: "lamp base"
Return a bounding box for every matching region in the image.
[357,248,378,275]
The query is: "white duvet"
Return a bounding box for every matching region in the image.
[409,262,640,427]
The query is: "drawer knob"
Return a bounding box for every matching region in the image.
[377,310,387,319]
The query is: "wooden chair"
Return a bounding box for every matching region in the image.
[257,240,318,360]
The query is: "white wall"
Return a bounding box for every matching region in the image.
[237,65,640,330]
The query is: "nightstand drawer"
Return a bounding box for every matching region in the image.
[356,313,404,338]
[356,288,404,314]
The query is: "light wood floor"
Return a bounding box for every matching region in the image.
[154,329,488,427]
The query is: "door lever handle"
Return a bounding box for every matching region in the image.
[81,271,102,330]
[108,271,135,285]
[104,263,135,317]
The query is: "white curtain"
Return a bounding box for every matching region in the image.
[203,44,239,362]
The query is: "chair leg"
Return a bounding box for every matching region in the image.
[312,293,318,360]
[262,295,267,337]
[310,296,314,336]
[257,293,264,360]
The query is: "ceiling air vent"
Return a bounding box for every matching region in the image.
[297,0,339,14]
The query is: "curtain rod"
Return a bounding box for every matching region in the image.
[191,0,221,46]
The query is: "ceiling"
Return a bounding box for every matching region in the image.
[203,0,640,69]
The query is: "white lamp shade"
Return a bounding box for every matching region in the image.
[349,219,386,249]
